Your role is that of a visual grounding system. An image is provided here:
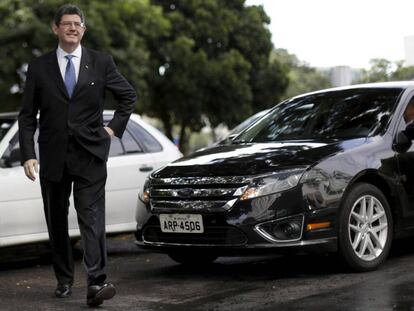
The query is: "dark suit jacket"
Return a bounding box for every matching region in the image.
[18,47,137,182]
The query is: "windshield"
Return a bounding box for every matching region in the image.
[0,118,16,141]
[235,88,403,143]
[228,109,270,136]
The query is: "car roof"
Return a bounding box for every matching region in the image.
[0,110,140,120]
[0,112,18,119]
[329,81,414,91]
[290,81,414,100]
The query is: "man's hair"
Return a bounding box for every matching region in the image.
[53,4,85,26]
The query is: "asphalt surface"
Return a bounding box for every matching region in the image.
[1,235,414,311]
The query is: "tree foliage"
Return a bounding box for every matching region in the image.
[145,0,288,153]
[271,49,331,99]
[0,0,289,153]
[358,58,414,82]
[0,0,168,111]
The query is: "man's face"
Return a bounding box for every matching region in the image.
[52,14,85,48]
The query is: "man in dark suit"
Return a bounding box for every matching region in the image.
[18,4,136,307]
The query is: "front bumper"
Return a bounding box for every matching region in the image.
[134,236,338,255]
[136,186,339,255]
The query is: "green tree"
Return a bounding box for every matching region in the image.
[359,58,394,82]
[1,0,289,154]
[271,49,331,99]
[358,58,414,82]
[0,0,169,111]
[145,0,288,153]
[392,62,414,80]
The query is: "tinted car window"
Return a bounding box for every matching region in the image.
[0,118,15,141]
[229,109,269,137]
[128,120,162,153]
[236,88,403,142]
[109,137,124,157]
[103,117,142,155]
[1,130,39,167]
[122,130,143,154]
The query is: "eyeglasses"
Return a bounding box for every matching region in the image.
[59,21,85,29]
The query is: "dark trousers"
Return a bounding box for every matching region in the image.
[40,137,107,286]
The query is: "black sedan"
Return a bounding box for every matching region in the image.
[135,82,414,271]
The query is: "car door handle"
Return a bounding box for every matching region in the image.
[139,165,154,172]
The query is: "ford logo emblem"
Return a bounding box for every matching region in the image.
[177,188,194,198]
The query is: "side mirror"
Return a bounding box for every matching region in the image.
[393,131,412,153]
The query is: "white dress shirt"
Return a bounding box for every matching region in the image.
[56,45,82,82]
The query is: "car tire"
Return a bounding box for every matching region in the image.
[338,182,393,272]
[168,251,218,265]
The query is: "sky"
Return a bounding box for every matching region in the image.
[245,0,414,69]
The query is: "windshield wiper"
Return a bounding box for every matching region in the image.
[231,139,249,144]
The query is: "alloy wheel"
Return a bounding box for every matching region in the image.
[348,194,388,261]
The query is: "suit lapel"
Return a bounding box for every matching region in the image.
[46,51,69,99]
[72,47,92,98]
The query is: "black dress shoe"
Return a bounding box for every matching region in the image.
[86,282,116,307]
[55,283,72,298]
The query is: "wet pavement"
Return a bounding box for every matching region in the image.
[0,235,414,311]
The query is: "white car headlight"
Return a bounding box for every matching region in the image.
[240,168,306,200]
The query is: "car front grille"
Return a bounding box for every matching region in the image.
[143,225,248,246]
[149,176,252,213]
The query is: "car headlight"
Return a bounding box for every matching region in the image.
[139,179,150,203]
[240,168,306,200]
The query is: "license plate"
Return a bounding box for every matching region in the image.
[159,214,204,233]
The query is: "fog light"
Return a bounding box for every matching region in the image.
[254,215,304,242]
[273,220,302,240]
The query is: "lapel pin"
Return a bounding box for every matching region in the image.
[85,65,89,69]
[91,82,95,85]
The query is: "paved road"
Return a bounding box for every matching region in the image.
[1,235,414,311]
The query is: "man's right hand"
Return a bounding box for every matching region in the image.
[23,159,38,181]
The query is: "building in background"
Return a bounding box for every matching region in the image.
[330,66,353,87]
[404,35,414,66]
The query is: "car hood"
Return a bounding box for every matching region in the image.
[153,138,367,178]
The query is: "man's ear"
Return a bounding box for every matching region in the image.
[51,22,58,35]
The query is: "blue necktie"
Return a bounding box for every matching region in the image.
[64,55,76,97]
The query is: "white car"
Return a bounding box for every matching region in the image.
[0,111,182,247]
